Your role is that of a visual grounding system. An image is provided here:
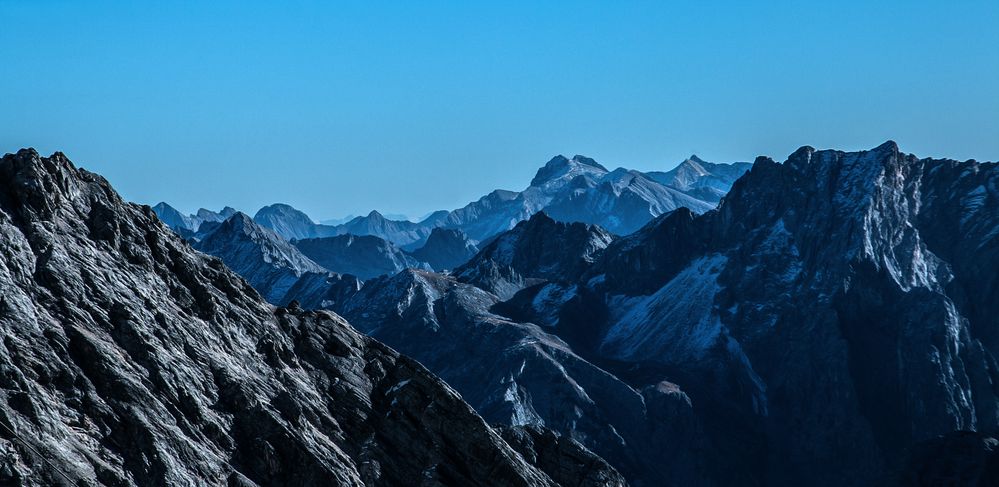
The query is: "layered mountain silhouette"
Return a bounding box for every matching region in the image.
[154,153,747,282]
[31,141,999,486]
[223,142,998,486]
[408,227,480,272]
[151,202,237,237]
[446,142,999,486]
[293,234,431,280]
[156,153,747,247]
[0,149,626,486]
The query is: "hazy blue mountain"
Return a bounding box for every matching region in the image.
[294,233,431,279]
[321,212,411,226]
[335,210,434,248]
[252,203,340,240]
[152,202,238,233]
[193,212,339,305]
[646,155,753,203]
[429,153,750,242]
[319,214,357,225]
[408,227,479,271]
[236,154,748,250]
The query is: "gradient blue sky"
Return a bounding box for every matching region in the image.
[2,1,997,220]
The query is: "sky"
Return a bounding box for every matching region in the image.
[2,1,997,220]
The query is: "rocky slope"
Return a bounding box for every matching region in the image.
[325,142,999,486]
[897,431,999,486]
[407,227,479,272]
[151,202,237,233]
[335,269,708,487]
[454,212,613,300]
[547,141,999,485]
[140,141,999,485]
[0,148,624,486]
[191,212,354,308]
[294,234,430,280]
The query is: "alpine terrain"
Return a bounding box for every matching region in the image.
[262,142,996,486]
[0,148,626,486]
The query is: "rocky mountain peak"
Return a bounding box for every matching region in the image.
[1,148,100,221]
[253,203,323,240]
[255,203,312,222]
[455,211,614,299]
[530,154,609,188]
[151,201,192,230]
[219,211,261,234]
[409,226,479,271]
[676,155,709,174]
[570,154,605,169]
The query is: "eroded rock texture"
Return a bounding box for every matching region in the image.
[0,149,622,486]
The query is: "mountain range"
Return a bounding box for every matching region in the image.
[5,142,997,486]
[0,149,625,486]
[172,142,999,486]
[155,153,748,246]
[154,153,748,282]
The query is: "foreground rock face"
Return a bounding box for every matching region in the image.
[0,149,622,486]
[497,425,628,487]
[898,431,999,486]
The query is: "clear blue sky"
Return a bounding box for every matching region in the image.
[2,1,997,220]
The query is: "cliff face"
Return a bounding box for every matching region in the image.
[350,142,999,486]
[570,142,999,485]
[0,149,624,487]
[335,269,704,487]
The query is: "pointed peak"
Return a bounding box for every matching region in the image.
[570,155,606,170]
[11,147,40,159]
[543,154,570,166]
[227,211,256,226]
[873,140,899,154]
[531,154,608,187]
[366,209,385,220]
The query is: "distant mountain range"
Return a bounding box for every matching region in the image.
[154,153,749,279]
[155,154,749,244]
